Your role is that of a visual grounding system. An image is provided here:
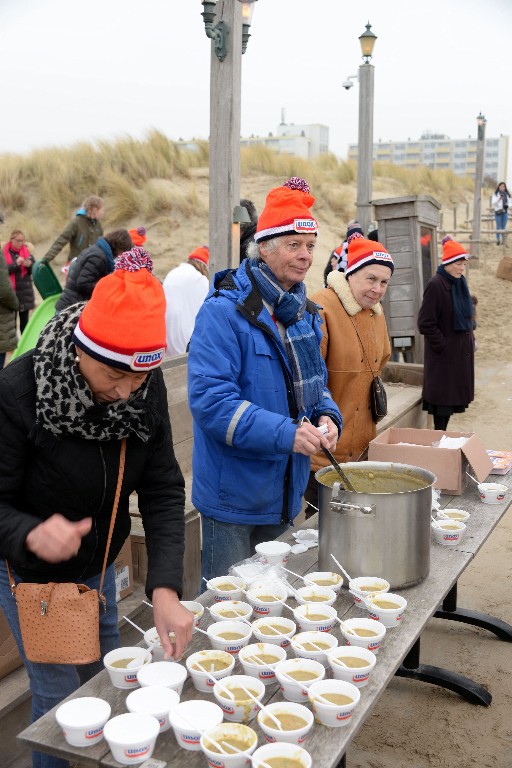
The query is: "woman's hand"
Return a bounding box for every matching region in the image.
[24,514,92,562]
[317,415,338,451]
[152,587,194,660]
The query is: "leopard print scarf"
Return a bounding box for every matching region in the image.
[34,304,153,442]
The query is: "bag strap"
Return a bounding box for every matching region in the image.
[348,316,377,379]
[98,437,127,604]
[5,438,127,602]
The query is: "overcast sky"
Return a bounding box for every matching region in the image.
[2,0,511,178]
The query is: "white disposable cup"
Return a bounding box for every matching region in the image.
[290,630,338,666]
[431,520,466,547]
[294,585,337,607]
[257,702,314,745]
[437,508,470,523]
[254,540,291,566]
[143,627,171,662]
[186,649,235,692]
[292,604,337,633]
[246,584,288,618]
[213,674,265,723]
[326,646,377,688]
[308,679,360,727]
[251,617,297,648]
[366,592,408,628]
[126,685,179,732]
[238,642,287,685]
[103,712,160,764]
[340,618,386,654]
[55,697,111,747]
[103,647,152,689]
[180,600,205,632]
[274,657,325,703]
[349,577,390,605]
[206,576,247,602]
[477,482,508,504]
[306,571,343,592]
[207,620,253,656]
[201,723,258,768]
[169,699,223,751]
[209,601,253,623]
[136,660,187,694]
[252,741,312,768]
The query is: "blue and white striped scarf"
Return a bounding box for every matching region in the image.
[248,258,324,411]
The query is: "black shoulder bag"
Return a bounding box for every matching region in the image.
[349,318,388,424]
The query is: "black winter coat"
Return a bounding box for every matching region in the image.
[5,248,35,312]
[55,242,113,311]
[418,272,474,407]
[0,353,185,598]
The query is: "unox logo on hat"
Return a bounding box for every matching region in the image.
[373,251,393,264]
[131,349,165,370]
[294,218,317,233]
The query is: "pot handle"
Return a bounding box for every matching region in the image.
[329,501,375,517]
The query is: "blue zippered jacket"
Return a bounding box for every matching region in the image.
[188,261,342,526]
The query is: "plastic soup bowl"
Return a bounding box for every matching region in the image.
[246,584,288,618]
[136,660,187,694]
[103,647,152,689]
[201,723,258,768]
[213,674,265,723]
[103,712,160,765]
[180,600,205,631]
[340,618,386,654]
[308,679,360,728]
[238,642,287,685]
[55,697,111,747]
[295,585,337,607]
[292,603,337,634]
[186,650,235,692]
[306,571,343,592]
[366,592,408,628]
[209,601,253,623]
[274,657,325,703]
[437,508,470,523]
[326,646,377,688]
[477,482,508,504]
[349,577,390,605]
[257,702,314,745]
[254,540,291,565]
[431,520,466,547]
[207,620,253,656]
[251,742,312,768]
[169,699,223,751]
[290,630,338,665]
[126,685,179,732]
[207,576,247,602]
[251,617,297,648]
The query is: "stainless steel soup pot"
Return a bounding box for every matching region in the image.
[316,461,436,589]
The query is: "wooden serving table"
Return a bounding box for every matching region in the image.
[19,473,512,768]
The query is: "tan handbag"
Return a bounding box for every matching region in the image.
[7,438,126,665]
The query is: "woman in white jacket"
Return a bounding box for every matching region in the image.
[491,181,512,245]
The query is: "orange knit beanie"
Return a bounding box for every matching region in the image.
[441,236,469,264]
[188,245,209,265]
[346,232,394,277]
[73,247,166,371]
[128,226,147,246]
[254,177,317,243]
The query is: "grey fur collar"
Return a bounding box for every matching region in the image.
[325,271,383,316]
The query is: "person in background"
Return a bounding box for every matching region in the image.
[306,233,393,512]
[163,246,209,356]
[491,182,511,245]
[3,229,35,333]
[0,249,19,369]
[239,198,258,262]
[128,226,147,247]
[55,229,133,312]
[0,247,193,768]
[188,177,342,582]
[418,236,474,430]
[328,220,364,279]
[42,195,105,265]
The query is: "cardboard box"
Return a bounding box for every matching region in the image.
[0,609,23,681]
[114,537,134,602]
[368,427,493,495]
[130,516,148,587]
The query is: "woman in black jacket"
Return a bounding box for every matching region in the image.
[55,229,132,312]
[0,247,193,768]
[3,229,35,332]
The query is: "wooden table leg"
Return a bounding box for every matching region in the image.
[434,582,512,641]
[395,637,492,706]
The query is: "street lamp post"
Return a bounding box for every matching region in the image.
[355,22,377,235]
[471,112,487,259]
[201,0,257,274]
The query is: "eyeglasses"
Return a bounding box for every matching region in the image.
[12,238,25,243]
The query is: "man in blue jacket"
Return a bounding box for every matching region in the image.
[188,177,342,581]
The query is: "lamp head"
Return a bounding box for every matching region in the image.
[359,21,377,62]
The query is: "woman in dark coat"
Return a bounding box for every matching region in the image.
[0,248,193,768]
[55,229,132,311]
[418,236,474,430]
[3,229,35,333]
[0,250,19,369]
